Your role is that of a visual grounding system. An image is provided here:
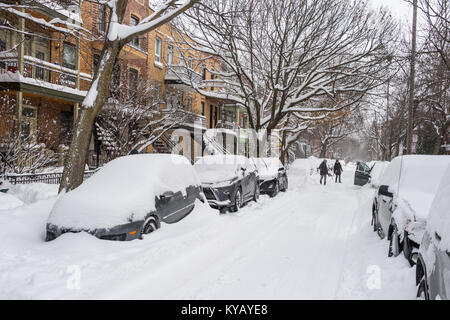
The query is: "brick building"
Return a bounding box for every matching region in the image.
[0,0,231,170]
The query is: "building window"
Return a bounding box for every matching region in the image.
[155,37,162,63]
[201,101,205,116]
[130,15,140,47]
[98,4,106,33]
[62,42,76,70]
[93,53,100,76]
[188,58,193,69]
[167,44,173,65]
[187,97,192,112]
[210,74,215,91]
[35,51,45,80]
[202,67,206,80]
[129,68,138,97]
[60,110,74,146]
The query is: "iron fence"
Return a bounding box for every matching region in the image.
[3,170,99,185]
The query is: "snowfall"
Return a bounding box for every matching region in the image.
[0,162,416,299]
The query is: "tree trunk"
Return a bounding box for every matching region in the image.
[59,2,128,193]
[319,141,327,158]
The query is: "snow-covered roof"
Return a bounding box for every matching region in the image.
[382,155,450,222]
[48,154,200,229]
[426,163,450,251]
[194,155,256,184]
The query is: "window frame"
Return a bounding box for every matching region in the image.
[155,37,162,64]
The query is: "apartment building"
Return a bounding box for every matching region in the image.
[0,0,230,169]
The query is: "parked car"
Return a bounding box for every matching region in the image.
[194,155,259,213]
[46,154,204,241]
[416,164,450,300]
[372,155,450,264]
[354,161,372,186]
[252,157,288,197]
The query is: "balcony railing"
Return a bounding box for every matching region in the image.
[0,52,91,92]
[168,109,207,129]
[165,65,202,86]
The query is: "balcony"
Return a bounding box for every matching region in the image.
[165,65,202,90]
[164,108,207,131]
[33,0,82,25]
[0,52,89,102]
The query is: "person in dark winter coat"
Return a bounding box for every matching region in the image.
[334,160,343,183]
[318,159,328,185]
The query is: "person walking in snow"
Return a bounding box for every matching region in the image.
[334,159,343,183]
[318,159,328,185]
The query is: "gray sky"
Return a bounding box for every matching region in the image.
[370,0,413,26]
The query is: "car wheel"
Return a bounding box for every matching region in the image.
[140,216,158,238]
[403,231,415,266]
[388,221,402,257]
[417,277,430,300]
[372,206,384,239]
[219,207,228,214]
[253,183,260,202]
[271,181,279,197]
[231,188,242,212]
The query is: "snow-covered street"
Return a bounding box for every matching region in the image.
[0,166,416,299]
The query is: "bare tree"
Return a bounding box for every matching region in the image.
[172,0,398,139]
[94,72,193,163]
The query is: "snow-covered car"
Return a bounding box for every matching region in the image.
[194,155,259,213]
[252,157,288,197]
[372,155,450,264]
[46,154,204,241]
[416,164,450,300]
[367,161,390,188]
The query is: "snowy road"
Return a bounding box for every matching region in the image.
[0,167,416,299]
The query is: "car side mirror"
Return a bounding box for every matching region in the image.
[378,185,393,197]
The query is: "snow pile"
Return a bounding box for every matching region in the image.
[368,161,390,188]
[426,164,450,252]
[252,157,282,180]
[48,154,200,230]
[288,159,312,186]
[381,155,450,230]
[0,192,24,210]
[194,155,256,184]
[8,183,58,204]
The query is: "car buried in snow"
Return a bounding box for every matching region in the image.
[371,155,450,265]
[46,154,204,241]
[193,155,259,213]
[252,157,288,197]
[416,164,450,300]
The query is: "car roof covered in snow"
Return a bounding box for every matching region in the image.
[426,163,450,251]
[48,154,200,230]
[194,155,257,184]
[252,157,283,180]
[381,155,450,221]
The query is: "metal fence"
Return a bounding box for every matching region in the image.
[3,170,99,185]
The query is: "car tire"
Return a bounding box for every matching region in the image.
[388,221,402,257]
[282,178,288,191]
[372,205,384,239]
[271,181,279,198]
[253,183,260,202]
[417,277,430,300]
[231,188,242,212]
[140,216,158,238]
[403,231,415,266]
[219,207,228,214]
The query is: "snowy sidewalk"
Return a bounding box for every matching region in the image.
[0,168,416,299]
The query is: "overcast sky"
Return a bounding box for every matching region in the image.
[370,0,413,28]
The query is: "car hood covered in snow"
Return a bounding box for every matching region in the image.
[252,157,282,181]
[382,155,450,225]
[48,154,200,230]
[194,155,255,185]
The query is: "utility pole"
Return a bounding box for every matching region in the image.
[406,0,418,154]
